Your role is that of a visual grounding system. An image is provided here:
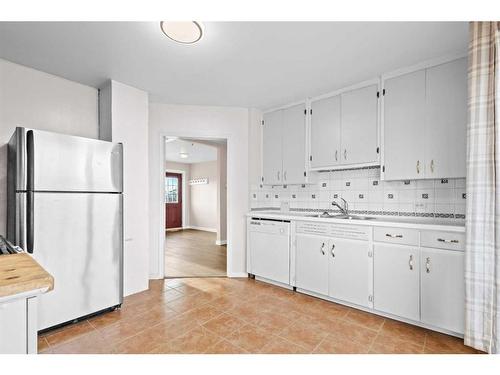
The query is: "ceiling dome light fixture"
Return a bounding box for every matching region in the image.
[179,152,189,159]
[160,21,203,44]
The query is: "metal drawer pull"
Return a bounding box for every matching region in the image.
[331,243,335,258]
[320,242,325,255]
[386,233,403,238]
[335,150,338,161]
[408,255,414,270]
[426,257,431,273]
[344,149,347,160]
[430,159,435,173]
[416,160,420,174]
[277,171,280,181]
[437,238,459,244]
[284,171,287,181]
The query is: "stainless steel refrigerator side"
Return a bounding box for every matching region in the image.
[6,127,27,246]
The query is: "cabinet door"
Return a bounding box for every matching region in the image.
[421,248,465,334]
[310,95,341,168]
[340,84,379,165]
[0,299,27,354]
[374,244,420,321]
[328,238,370,307]
[282,104,306,184]
[262,110,283,185]
[382,70,426,180]
[295,234,329,296]
[425,58,467,179]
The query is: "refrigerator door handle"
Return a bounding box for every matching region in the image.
[26,130,34,254]
[26,191,34,254]
[16,193,27,251]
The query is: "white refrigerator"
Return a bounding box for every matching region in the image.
[7,127,123,331]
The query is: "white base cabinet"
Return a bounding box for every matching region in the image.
[329,238,371,307]
[421,248,465,334]
[295,234,329,296]
[0,296,38,354]
[373,244,420,321]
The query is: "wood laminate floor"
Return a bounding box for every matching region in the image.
[165,229,226,278]
[38,277,481,354]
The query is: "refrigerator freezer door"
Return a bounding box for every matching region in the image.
[32,192,123,330]
[27,129,122,192]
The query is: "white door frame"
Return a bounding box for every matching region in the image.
[164,169,187,230]
[159,133,231,278]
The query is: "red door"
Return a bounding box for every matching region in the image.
[165,172,182,229]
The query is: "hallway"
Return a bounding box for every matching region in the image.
[165,229,227,278]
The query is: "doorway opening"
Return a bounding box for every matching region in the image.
[163,137,227,278]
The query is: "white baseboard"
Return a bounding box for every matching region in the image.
[215,240,227,246]
[186,226,217,233]
[227,272,248,278]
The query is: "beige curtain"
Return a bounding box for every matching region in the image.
[465,21,500,353]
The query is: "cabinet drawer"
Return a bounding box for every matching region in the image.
[373,227,419,246]
[420,231,465,251]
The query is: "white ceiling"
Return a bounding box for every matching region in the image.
[165,138,217,164]
[0,22,468,109]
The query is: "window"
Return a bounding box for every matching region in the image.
[165,176,179,203]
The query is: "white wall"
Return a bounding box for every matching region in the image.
[189,161,218,231]
[165,161,191,228]
[0,58,98,235]
[216,145,227,244]
[99,81,150,296]
[149,103,249,278]
[248,108,263,188]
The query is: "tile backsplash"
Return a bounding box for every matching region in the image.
[250,167,466,219]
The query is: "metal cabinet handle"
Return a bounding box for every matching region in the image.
[386,233,403,238]
[331,243,335,258]
[320,242,325,255]
[284,171,287,181]
[408,254,414,270]
[430,159,435,173]
[416,160,420,174]
[344,149,347,160]
[277,171,280,181]
[437,238,459,244]
[426,257,431,273]
[335,150,338,161]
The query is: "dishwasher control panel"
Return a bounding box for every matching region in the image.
[295,221,370,241]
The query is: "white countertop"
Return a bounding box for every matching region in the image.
[247,210,465,232]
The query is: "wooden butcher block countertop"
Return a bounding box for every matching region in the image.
[0,253,54,299]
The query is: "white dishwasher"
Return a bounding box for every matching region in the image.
[247,218,291,285]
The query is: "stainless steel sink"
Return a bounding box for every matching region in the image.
[305,213,375,220]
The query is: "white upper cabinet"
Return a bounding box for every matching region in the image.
[262,103,307,185]
[382,57,467,180]
[282,104,307,184]
[341,84,379,165]
[425,58,468,179]
[310,95,341,169]
[309,81,380,170]
[383,70,427,180]
[262,110,283,185]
